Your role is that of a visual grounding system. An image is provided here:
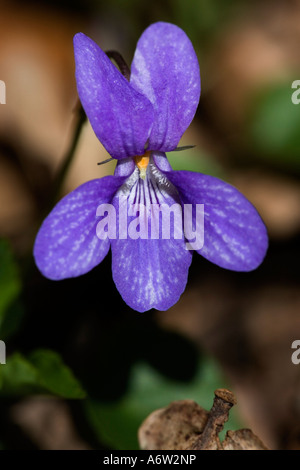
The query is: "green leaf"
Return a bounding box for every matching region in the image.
[85,357,241,450]
[0,240,22,338]
[0,350,86,399]
[0,353,40,396]
[249,82,300,168]
[29,350,86,399]
[29,349,85,398]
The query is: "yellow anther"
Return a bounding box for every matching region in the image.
[134,151,150,180]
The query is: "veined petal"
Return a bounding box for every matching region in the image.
[111,164,192,312]
[155,164,268,271]
[74,33,154,159]
[34,176,126,280]
[111,237,192,312]
[130,22,200,152]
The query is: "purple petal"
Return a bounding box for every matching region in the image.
[34,176,126,280]
[114,157,135,177]
[155,164,268,271]
[152,151,173,171]
[130,22,200,152]
[74,33,154,159]
[110,171,192,312]
[111,237,192,312]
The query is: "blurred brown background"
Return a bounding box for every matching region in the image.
[0,0,300,451]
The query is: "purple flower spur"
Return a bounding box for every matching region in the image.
[34,22,268,312]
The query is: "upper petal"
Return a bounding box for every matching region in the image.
[74,33,154,159]
[34,176,126,280]
[154,164,268,271]
[130,22,200,152]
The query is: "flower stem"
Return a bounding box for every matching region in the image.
[106,50,131,80]
[51,102,86,205]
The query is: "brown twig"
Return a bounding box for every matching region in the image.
[191,388,237,450]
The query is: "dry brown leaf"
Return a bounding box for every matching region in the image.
[138,400,209,450]
[223,429,268,450]
[139,389,268,451]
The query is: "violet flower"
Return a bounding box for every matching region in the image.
[34,22,268,312]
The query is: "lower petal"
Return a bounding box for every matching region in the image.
[155,166,268,271]
[34,176,125,280]
[111,237,192,312]
[111,164,192,312]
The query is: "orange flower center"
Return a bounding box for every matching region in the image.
[134,151,150,180]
